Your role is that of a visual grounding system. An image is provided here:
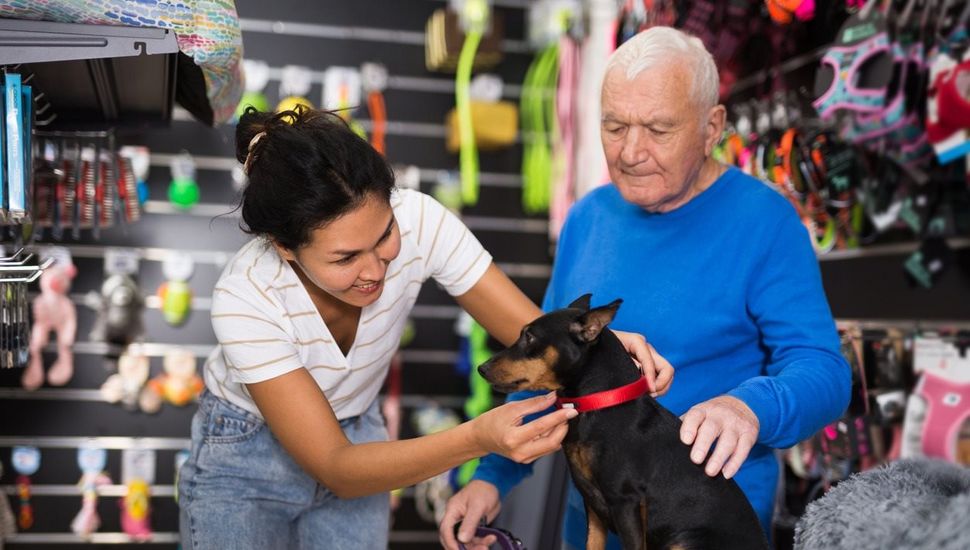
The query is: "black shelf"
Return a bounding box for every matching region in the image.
[0,17,185,129]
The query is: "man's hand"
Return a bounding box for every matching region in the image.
[612,330,674,396]
[679,396,759,479]
[439,480,502,550]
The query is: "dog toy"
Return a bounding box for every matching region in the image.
[101,347,152,412]
[87,273,144,348]
[234,59,270,120]
[23,252,77,390]
[12,446,40,530]
[143,348,203,409]
[118,145,150,207]
[120,448,155,541]
[0,463,16,538]
[168,152,199,210]
[120,479,152,541]
[362,62,387,155]
[156,252,194,326]
[71,445,110,538]
[277,65,315,115]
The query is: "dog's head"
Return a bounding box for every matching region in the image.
[478,294,621,393]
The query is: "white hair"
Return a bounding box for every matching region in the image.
[605,26,720,109]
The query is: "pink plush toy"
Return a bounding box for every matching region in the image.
[23,262,78,390]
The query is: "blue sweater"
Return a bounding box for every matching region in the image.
[472,167,851,547]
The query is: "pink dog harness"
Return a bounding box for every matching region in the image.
[917,371,970,462]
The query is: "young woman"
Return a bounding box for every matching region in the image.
[177,107,671,549]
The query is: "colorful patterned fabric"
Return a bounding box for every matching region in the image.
[0,0,243,124]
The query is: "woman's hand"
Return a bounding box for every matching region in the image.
[471,392,578,463]
[612,330,675,397]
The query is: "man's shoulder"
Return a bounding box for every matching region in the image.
[722,168,799,224]
[570,183,621,218]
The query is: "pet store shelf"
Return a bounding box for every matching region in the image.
[3,530,439,545]
[835,318,970,331]
[148,152,525,188]
[818,237,970,262]
[0,387,468,409]
[0,435,190,450]
[4,533,180,545]
[50,243,552,278]
[142,200,550,234]
[238,17,530,53]
[0,18,179,128]
[2,484,176,498]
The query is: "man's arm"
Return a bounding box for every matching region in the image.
[682,212,852,478]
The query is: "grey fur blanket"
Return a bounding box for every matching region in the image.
[794,459,970,550]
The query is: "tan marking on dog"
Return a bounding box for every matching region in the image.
[484,346,562,391]
[586,504,608,550]
[640,499,649,550]
[564,444,595,484]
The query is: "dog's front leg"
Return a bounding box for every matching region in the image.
[585,503,608,550]
[612,499,649,550]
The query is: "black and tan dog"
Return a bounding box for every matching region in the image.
[478,295,769,550]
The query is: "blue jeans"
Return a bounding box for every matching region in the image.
[178,391,390,549]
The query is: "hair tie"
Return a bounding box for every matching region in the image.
[243,131,268,174]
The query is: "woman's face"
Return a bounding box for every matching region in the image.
[276,193,402,308]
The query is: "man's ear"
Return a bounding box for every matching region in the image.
[568,294,592,311]
[705,104,728,157]
[569,299,622,343]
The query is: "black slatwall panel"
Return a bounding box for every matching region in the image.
[1,1,545,548]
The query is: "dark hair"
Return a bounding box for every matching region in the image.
[235,106,395,250]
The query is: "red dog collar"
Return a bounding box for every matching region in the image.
[555,377,649,413]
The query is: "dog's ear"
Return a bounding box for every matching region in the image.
[569,299,622,343]
[568,294,592,311]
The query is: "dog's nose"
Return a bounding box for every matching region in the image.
[477,363,490,379]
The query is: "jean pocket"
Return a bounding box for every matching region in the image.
[203,401,264,444]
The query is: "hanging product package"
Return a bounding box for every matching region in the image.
[425,5,504,73]
[446,75,517,152]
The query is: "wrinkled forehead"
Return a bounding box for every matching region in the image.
[601,64,695,116]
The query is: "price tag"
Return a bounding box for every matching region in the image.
[122,447,156,485]
[105,248,140,276]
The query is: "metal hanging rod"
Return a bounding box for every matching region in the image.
[3,533,180,545]
[836,319,970,331]
[148,151,524,188]
[2,484,175,498]
[0,435,190,450]
[43,243,552,279]
[0,387,468,409]
[141,200,550,234]
[819,238,970,262]
[238,17,531,54]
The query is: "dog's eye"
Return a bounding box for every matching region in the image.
[522,331,536,347]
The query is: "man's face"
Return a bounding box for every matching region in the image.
[601,64,721,213]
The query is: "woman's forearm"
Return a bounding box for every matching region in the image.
[315,421,483,498]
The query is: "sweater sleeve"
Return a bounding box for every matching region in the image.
[727,212,852,449]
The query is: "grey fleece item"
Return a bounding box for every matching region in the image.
[795,458,970,550]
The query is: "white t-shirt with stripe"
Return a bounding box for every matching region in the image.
[204,189,492,420]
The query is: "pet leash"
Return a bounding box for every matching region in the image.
[456,524,526,550]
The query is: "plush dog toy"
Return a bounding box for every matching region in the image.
[140,348,203,412]
[87,274,144,348]
[100,348,152,412]
[23,261,78,390]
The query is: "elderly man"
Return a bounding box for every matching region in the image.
[439,26,851,550]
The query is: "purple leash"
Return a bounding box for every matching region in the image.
[456,525,526,550]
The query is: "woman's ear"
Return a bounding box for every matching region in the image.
[271,241,296,262]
